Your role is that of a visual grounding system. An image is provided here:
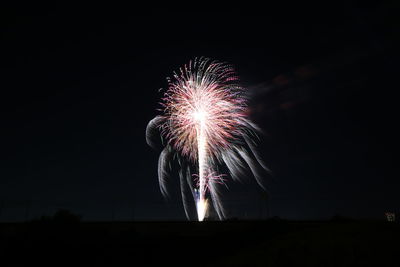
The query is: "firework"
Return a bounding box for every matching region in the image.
[146,57,268,221]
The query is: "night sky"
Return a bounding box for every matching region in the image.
[1,5,398,221]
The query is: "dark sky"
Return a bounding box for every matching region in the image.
[1,5,399,221]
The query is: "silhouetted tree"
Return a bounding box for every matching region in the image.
[53,209,81,223]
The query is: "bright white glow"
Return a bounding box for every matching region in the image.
[193,110,207,122]
[196,198,208,221]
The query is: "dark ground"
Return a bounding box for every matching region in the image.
[1,219,399,266]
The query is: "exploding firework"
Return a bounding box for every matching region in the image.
[146,57,269,221]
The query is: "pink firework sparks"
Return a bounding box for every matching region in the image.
[146,57,269,221]
[193,172,227,191]
[160,59,246,162]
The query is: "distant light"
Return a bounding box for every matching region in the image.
[385,212,395,222]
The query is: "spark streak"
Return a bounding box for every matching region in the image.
[195,110,207,221]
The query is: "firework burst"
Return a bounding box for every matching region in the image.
[146,57,269,221]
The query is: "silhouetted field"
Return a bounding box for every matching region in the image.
[0,219,399,266]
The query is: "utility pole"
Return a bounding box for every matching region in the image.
[111,199,116,221]
[0,199,3,220]
[260,190,269,219]
[131,203,135,222]
[25,199,31,222]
